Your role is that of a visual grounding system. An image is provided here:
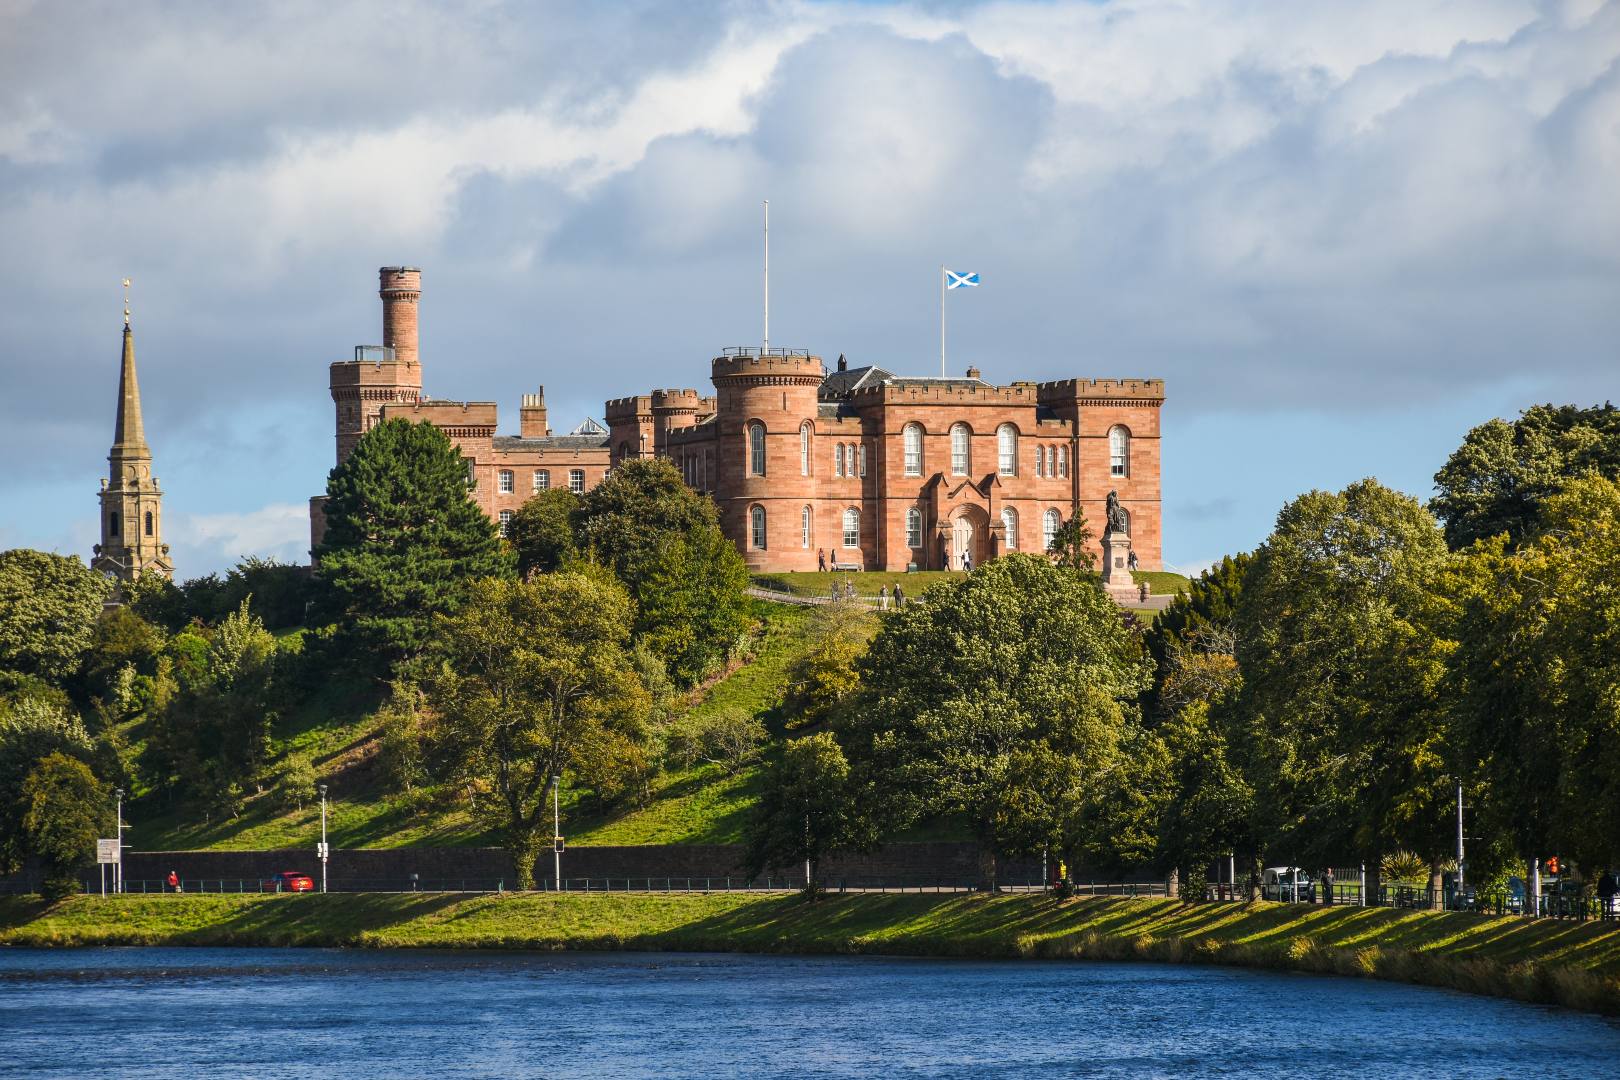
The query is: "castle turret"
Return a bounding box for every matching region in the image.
[327,267,425,464]
[380,266,421,365]
[93,292,173,584]
[710,348,824,570]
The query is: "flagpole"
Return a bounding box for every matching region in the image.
[763,200,770,353]
[939,264,946,377]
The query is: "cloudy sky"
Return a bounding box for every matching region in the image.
[2,0,1617,577]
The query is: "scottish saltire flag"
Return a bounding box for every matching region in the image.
[945,270,980,290]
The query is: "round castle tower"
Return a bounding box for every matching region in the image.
[711,349,824,571]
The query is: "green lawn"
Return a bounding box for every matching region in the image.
[5,893,1616,1013]
[1131,570,1190,596]
[752,570,963,599]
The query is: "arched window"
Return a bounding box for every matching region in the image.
[997,424,1018,476]
[1001,507,1018,551]
[904,423,924,477]
[533,469,549,492]
[498,509,513,537]
[801,505,812,548]
[109,512,119,537]
[950,423,971,476]
[617,441,631,462]
[1057,445,1068,478]
[569,468,585,494]
[842,508,860,548]
[1118,507,1132,535]
[748,421,767,476]
[750,505,767,550]
[905,507,922,548]
[800,422,812,475]
[1043,509,1061,552]
[144,511,154,537]
[498,469,514,494]
[834,443,845,477]
[1110,426,1130,478]
[857,444,867,478]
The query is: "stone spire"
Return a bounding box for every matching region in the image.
[93,283,172,584]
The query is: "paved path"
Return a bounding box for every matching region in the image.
[746,584,1173,613]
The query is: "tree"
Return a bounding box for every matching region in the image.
[1431,402,1620,551]
[1046,511,1097,572]
[1142,553,1250,722]
[745,732,874,893]
[782,600,873,729]
[78,606,165,712]
[314,419,513,664]
[424,573,650,889]
[840,554,1151,889]
[0,550,113,682]
[0,698,95,876]
[1232,479,1451,896]
[22,753,106,899]
[574,458,750,684]
[507,489,578,577]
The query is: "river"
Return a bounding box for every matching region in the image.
[0,949,1615,1077]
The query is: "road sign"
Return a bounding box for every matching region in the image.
[554,836,565,854]
[317,842,329,858]
[96,839,119,864]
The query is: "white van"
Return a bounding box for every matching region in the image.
[1261,866,1315,902]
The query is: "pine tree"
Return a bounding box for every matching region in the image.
[314,419,513,663]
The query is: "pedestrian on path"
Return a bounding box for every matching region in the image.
[894,584,905,608]
[878,585,889,610]
[1322,867,1335,906]
[167,869,180,893]
[818,548,826,572]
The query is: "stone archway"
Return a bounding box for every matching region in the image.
[947,505,991,570]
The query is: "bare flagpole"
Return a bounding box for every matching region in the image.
[763,200,770,353]
[939,264,946,377]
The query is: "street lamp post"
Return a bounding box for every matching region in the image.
[318,784,329,894]
[553,775,562,891]
[114,788,124,894]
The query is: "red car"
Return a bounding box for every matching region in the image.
[262,871,316,893]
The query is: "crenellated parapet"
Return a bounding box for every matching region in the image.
[711,348,824,385]
[1037,378,1164,405]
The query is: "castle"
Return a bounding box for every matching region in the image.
[311,267,1163,575]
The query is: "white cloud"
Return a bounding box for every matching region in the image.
[165,504,310,575]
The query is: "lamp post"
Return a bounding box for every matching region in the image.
[113,788,124,895]
[318,784,329,894]
[553,775,562,891]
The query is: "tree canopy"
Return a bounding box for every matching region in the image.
[0,550,113,682]
[314,419,513,663]
[507,488,579,577]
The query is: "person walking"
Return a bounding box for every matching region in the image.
[817,548,826,572]
[893,584,905,609]
[830,580,840,601]
[962,552,972,573]
[167,869,180,894]
[878,585,889,611]
[1321,867,1335,906]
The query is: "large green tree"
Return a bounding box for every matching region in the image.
[315,419,512,662]
[425,572,650,888]
[22,752,106,899]
[1233,479,1452,896]
[1141,553,1250,722]
[745,732,874,893]
[0,697,96,875]
[1431,402,1620,551]
[574,458,749,685]
[840,554,1150,888]
[507,488,578,577]
[0,550,113,682]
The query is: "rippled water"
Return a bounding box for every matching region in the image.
[0,949,1616,1078]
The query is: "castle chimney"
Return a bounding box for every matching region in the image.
[379,266,421,365]
[520,387,550,438]
[966,366,981,380]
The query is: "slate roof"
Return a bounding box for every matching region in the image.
[819,364,893,401]
[492,434,610,452]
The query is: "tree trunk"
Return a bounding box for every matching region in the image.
[509,826,544,891]
[1166,866,1180,900]
[1364,855,1382,907]
[977,846,998,892]
[1428,858,1444,911]
[807,857,821,901]
[1246,852,1262,902]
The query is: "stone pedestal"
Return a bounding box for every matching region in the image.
[1102,533,1135,599]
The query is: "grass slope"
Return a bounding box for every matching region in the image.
[753,570,963,598]
[4,893,1617,1014]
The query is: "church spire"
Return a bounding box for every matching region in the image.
[93,278,172,584]
[112,278,148,457]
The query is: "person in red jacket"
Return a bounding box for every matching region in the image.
[166,870,180,893]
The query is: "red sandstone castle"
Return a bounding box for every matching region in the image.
[311,268,1163,574]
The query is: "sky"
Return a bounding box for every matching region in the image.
[1,0,1617,578]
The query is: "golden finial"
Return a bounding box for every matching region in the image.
[122,277,131,326]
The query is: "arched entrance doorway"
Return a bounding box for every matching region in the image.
[947,506,990,570]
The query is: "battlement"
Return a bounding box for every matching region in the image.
[651,388,703,410]
[604,395,652,421]
[711,348,823,382]
[1036,378,1164,402]
[330,356,422,389]
[381,400,497,428]
[847,380,1040,406]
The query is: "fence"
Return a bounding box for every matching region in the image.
[56,875,1109,897]
[1202,879,1620,922]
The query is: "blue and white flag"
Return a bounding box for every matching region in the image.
[945,269,980,290]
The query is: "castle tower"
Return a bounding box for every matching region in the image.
[711,349,824,571]
[92,289,173,583]
[329,266,424,463]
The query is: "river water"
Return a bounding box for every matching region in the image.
[0,949,1615,1077]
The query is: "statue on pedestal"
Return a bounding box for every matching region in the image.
[1104,490,1129,538]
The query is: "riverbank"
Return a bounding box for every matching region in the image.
[4,892,1618,1015]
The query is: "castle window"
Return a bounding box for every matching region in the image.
[1117,507,1132,535]
[842,508,860,548]
[498,509,513,537]
[617,441,631,462]
[834,443,845,478]
[1057,445,1069,478]
[1043,509,1061,552]
[144,511,154,537]
[1002,507,1018,551]
[1110,426,1130,478]
[748,421,767,476]
[465,459,477,488]
[800,422,812,476]
[750,505,767,550]
[569,468,585,495]
[903,423,923,477]
[498,469,514,494]
[997,425,1019,476]
[857,444,867,478]
[533,470,549,492]
[109,512,119,537]
[905,507,922,548]
[1035,446,1045,478]
[801,505,812,548]
[950,424,971,476]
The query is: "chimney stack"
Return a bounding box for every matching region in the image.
[520,387,550,438]
[379,266,421,364]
